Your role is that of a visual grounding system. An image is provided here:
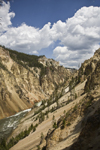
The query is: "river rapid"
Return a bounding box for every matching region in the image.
[0,109,31,141]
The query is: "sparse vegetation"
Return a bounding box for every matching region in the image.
[84,95,94,111]
[67,122,71,126]
[75,93,77,99]
[39,112,45,123]
[0,123,38,150]
[61,119,66,129]
[85,86,90,93]
[53,121,57,129]
[37,145,40,150]
[40,132,44,144]
[73,105,78,112]
[52,115,57,129]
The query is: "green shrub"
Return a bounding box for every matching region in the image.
[61,119,66,129]
[73,105,77,112]
[75,93,77,99]
[67,122,71,126]
[53,121,57,129]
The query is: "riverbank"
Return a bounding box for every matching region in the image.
[0,108,31,141]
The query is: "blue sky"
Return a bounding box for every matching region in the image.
[0,0,100,68]
[10,0,99,28]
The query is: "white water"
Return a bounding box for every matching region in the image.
[0,108,32,139]
[7,108,31,118]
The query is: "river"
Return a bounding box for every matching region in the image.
[0,109,31,141]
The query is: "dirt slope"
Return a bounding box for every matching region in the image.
[9,80,86,150]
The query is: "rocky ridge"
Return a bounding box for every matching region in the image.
[0,46,71,119]
[1,48,100,150]
[1,47,100,150]
[42,48,100,150]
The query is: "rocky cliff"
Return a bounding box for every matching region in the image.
[44,48,100,150]
[2,48,100,150]
[78,48,100,82]
[0,46,71,119]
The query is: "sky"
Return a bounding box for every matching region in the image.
[0,0,100,68]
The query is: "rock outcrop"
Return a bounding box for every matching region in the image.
[70,107,100,150]
[78,48,100,83]
[0,46,71,119]
[3,47,100,150]
[44,48,100,150]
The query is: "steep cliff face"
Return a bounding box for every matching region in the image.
[0,46,71,119]
[44,48,100,150]
[78,48,100,83]
[82,49,100,92]
[85,60,100,92]
[70,106,100,150]
[0,47,41,119]
[39,56,71,95]
[3,48,100,150]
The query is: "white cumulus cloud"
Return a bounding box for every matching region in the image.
[0,2,15,32]
[52,6,100,68]
[0,3,100,68]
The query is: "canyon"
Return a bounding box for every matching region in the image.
[0,46,100,150]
